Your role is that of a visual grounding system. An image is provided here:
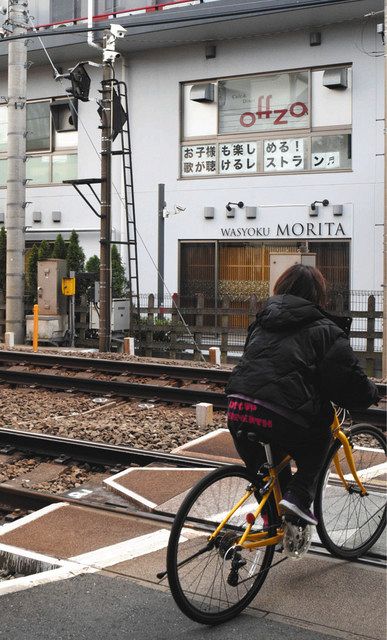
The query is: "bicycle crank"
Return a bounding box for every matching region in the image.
[282,519,312,560]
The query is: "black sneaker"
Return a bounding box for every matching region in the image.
[279,492,318,525]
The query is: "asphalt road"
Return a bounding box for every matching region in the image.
[0,572,345,640]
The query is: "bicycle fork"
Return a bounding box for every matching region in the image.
[332,424,368,496]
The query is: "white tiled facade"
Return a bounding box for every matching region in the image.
[0,0,384,294]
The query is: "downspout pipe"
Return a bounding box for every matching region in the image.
[87,0,102,51]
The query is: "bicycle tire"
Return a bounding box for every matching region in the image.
[315,424,386,559]
[166,464,275,625]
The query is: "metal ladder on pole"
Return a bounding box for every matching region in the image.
[108,78,140,331]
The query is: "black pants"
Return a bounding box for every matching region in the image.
[227,398,333,507]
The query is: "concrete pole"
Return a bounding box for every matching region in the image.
[99,36,112,352]
[5,0,27,344]
[157,183,165,309]
[383,0,387,378]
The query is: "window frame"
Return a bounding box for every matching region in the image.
[180,63,352,179]
[0,96,78,188]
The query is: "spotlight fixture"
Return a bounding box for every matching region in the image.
[226,201,244,212]
[310,199,329,211]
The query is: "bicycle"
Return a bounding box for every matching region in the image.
[164,411,386,625]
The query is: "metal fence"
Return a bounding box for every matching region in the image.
[135,291,383,376]
[0,290,383,376]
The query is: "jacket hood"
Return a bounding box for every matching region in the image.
[258,294,325,331]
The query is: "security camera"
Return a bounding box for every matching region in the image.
[103,50,121,63]
[174,204,186,213]
[110,23,126,38]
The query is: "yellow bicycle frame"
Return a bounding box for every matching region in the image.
[208,412,368,550]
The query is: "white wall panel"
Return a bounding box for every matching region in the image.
[311,68,351,127]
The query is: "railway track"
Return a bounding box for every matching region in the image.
[0,429,384,570]
[0,351,231,384]
[0,351,385,427]
[0,427,221,470]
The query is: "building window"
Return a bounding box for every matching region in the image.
[95,0,119,13]
[0,98,78,187]
[218,71,309,135]
[180,240,350,305]
[27,102,51,152]
[181,65,352,178]
[50,0,120,22]
[50,0,86,22]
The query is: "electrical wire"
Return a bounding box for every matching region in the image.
[1,0,373,44]
[26,12,207,361]
[354,13,384,58]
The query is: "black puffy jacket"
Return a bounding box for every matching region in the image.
[225,294,378,429]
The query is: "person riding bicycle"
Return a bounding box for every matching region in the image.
[225,264,379,525]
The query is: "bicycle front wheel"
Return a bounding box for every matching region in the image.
[166,465,275,625]
[315,424,386,559]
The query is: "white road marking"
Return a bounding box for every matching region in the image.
[0,526,174,596]
[104,466,214,509]
[0,502,66,535]
[325,460,386,484]
[342,462,387,482]
[171,429,229,453]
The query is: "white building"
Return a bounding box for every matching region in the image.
[0,0,384,301]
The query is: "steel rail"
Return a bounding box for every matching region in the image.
[0,428,222,469]
[0,350,385,396]
[0,350,231,384]
[0,368,228,404]
[0,366,385,427]
[0,485,384,570]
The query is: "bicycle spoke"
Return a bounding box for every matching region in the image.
[316,426,386,558]
[167,465,275,623]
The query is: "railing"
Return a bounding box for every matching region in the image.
[32,0,209,31]
[133,292,383,376]
[0,290,383,376]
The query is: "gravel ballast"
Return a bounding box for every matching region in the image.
[0,386,227,452]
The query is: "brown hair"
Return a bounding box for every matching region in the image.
[273,263,327,307]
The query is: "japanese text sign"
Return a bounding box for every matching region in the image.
[264,138,304,172]
[219,141,257,174]
[181,145,217,176]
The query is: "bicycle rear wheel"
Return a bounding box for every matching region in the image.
[315,424,386,559]
[166,465,275,625]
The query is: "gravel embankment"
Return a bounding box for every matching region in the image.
[0,387,227,451]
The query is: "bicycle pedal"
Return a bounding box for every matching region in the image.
[282,514,308,529]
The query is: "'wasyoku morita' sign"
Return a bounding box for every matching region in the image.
[220,221,347,238]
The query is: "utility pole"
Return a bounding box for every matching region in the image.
[383,0,387,378]
[99,35,113,353]
[97,25,126,352]
[5,0,28,344]
[157,183,165,309]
